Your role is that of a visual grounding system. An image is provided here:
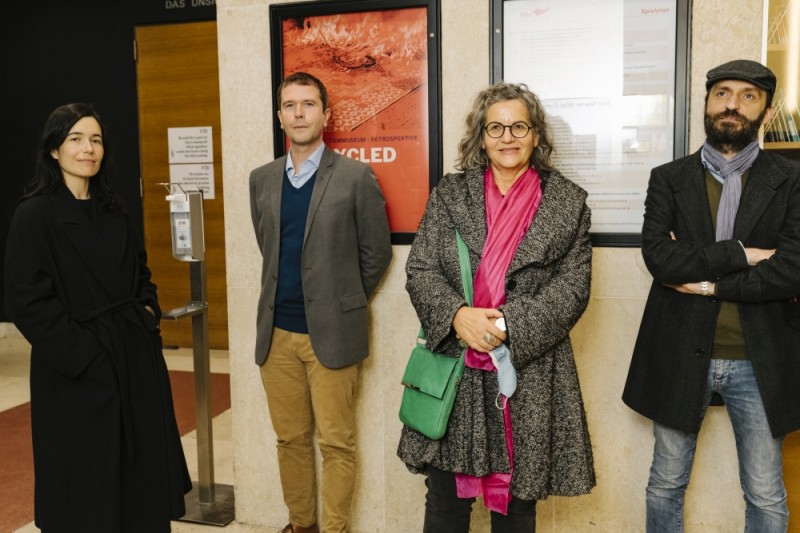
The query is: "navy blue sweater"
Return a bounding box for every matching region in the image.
[274,171,317,333]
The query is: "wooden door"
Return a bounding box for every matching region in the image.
[135,21,227,349]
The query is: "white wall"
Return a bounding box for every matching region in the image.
[215,0,766,530]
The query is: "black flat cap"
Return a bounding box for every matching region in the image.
[705,59,777,94]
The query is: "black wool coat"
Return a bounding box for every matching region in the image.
[623,150,800,438]
[4,185,191,532]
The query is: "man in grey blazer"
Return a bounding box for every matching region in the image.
[624,60,800,532]
[249,72,392,533]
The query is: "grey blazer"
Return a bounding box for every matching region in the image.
[623,150,800,437]
[249,147,392,368]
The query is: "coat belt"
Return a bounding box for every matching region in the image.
[73,296,147,461]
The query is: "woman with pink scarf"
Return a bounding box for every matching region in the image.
[398,82,595,531]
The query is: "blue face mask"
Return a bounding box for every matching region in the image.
[489,343,517,399]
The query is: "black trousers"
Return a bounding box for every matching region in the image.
[423,466,536,532]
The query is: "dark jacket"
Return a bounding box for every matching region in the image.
[623,150,800,438]
[4,185,191,532]
[397,168,596,500]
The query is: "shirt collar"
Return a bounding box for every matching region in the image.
[286,142,325,174]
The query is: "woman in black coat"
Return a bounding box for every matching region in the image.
[4,103,191,532]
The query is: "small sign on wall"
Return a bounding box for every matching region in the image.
[168,126,213,163]
[167,126,215,199]
[134,0,216,24]
[169,163,215,200]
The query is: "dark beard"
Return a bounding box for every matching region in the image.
[704,107,768,154]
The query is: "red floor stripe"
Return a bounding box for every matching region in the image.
[0,403,33,533]
[0,370,231,533]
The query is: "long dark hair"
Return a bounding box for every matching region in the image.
[22,103,121,212]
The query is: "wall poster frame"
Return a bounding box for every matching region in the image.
[270,0,442,245]
[491,0,692,246]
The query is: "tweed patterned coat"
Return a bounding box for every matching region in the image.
[397,168,596,500]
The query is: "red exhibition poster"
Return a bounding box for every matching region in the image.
[281,7,430,233]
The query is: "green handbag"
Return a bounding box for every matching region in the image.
[399,230,473,440]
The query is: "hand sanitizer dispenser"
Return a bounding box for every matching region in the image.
[162,184,205,262]
[156,183,232,523]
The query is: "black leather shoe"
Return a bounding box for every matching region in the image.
[279,523,319,533]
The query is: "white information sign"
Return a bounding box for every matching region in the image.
[502,0,680,238]
[167,126,213,164]
[167,126,215,200]
[168,163,215,200]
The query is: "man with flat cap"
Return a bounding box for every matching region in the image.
[624,59,800,532]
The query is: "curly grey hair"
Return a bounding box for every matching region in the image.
[455,82,555,173]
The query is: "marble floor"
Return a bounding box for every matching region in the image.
[0,326,283,533]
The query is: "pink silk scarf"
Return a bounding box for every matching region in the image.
[454,166,542,514]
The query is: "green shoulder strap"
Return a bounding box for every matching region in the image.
[455,229,473,307]
[417,229,473,341]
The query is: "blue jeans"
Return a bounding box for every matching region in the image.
[646,359,788,533]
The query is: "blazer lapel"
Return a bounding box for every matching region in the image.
[672,152,716,243]
[50,187,127,299]
[304,148,334,244]
[268,156,286,242]
[734,152,783,241]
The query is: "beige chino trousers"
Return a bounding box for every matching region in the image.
[260,327,359,533]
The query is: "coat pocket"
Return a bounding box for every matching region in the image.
[783,297,800,330]
[339,291,367,312]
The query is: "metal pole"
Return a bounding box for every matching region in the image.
[190,260,215,503]
[161,189,234,526]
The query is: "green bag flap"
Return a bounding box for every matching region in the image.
[401,346,460,399]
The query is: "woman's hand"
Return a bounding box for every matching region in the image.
[453,306,507,352]
[144,305,155,317]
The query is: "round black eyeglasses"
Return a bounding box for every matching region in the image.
[484,121,532,139]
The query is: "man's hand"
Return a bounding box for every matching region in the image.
[744,247,775,265]
[663,281,715,296]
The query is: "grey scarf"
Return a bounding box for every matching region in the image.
[701,140,760,241]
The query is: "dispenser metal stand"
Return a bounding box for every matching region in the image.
[161,185,234,526]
